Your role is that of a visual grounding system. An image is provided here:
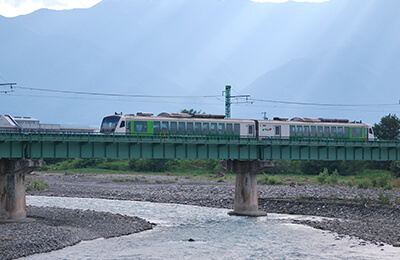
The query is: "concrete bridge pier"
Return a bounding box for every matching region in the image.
[0,159,41,222]
[220,160,273,217]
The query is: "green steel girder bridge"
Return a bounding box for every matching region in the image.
[1,132,400,161]
[2,132,400,221]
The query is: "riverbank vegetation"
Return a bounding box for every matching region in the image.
[37,158,400,189]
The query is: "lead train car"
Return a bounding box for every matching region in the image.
[100,113,375,141]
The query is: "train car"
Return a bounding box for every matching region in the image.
[100,112,375,141]
[257,117,374,140]
[100,112,256,138]
[0,115,97,133]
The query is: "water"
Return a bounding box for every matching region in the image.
[23,196,398,260]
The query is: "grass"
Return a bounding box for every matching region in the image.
[39,165,400,190]
[257,169,400,190]
[26,176,49,191]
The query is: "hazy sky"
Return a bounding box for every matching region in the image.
[0,0,102,17]
[0,0,329,17]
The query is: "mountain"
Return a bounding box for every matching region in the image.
[0,0,399,126]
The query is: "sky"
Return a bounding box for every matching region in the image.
[0,0,102,17]
[0,0,329,17]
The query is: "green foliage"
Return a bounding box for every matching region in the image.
[377,174,393,190]
[326,169,339,185]
[373,113,400,140]
[180,108,205,115]
[26,179,48,191]
[259,176,283,185]
[263,160,302,175]
[129,159,178,172]
[390,161,400,177]
[357,178,372,189]
[377,193,392,205]
[317,168,329,184]
[355,193,368,204]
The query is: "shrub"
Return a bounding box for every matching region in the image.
[357,178,372,189]
[377,174,393,190]
[317,168,329,184]
[377,193,392,205]
[326,169,339,185]
[390,161,400,177]
[26,178,48,191]
[260,176,283,185]
[346,177,356,187]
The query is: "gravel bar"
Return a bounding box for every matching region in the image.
[0,205,153,260]
[2,172,400,259]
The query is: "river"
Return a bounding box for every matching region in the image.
[23,196,398,259]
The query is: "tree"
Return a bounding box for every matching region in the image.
[373,114,400,140]
[180,109,204,115]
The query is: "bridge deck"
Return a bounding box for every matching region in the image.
[1,133,399,161]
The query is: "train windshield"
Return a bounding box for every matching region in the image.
[100,116,120,133]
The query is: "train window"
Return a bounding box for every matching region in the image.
[331,127,337,137]
[352,128,362,138]
[162,122,169,132]
[344,127,350,138]
[290,126,296,136]
[234,124,240,135]
[178,122,185,133]
[170,122,177,134]
[226,124,233,135]
[311,126,316,136]
[317,126,323,137]
[154,122,160,133]
[195,123,201,134]
[304,126,310,136]
[134,121,147,133]
[120,121,125,128]
[248,125,254,135]
[203,123,210,134]
[296,126,303,136]
[127,121,131,130]
[324,126,330,137]
[337,127,343,137]
[211,123,217,134]
[218,123,225,135]
[275,126,281,135]
[187,122,194,134]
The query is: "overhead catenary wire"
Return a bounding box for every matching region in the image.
[13,86,221,99]
[249,98,397,107]
[6,85,399,111]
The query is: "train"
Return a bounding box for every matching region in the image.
[100,112,375,141]
[0,115,97,133]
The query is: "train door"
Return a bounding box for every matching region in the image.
[241,123,256,138]
[114,116,127,134]
[259,123,280,139]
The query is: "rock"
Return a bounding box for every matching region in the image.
[188,238,195,242]
[393,242,400,247]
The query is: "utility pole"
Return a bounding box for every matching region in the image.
[225,85,231,119]
[223,85,250,119]
[261,112,268,120]
[0,83,16,94]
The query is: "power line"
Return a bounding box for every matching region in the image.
[249,98,397,107]
[7,93,224,106]
[13,86,221,99]
[0,74,9,82]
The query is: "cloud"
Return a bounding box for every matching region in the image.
[0,0,102,17]
[251,0,329,3]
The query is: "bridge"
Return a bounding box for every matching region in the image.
[2,132,400,160]
[1,132,400,221]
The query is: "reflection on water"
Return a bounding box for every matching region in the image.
[23,196,398,260]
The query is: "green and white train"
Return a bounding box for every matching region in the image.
[100,112,375,141]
